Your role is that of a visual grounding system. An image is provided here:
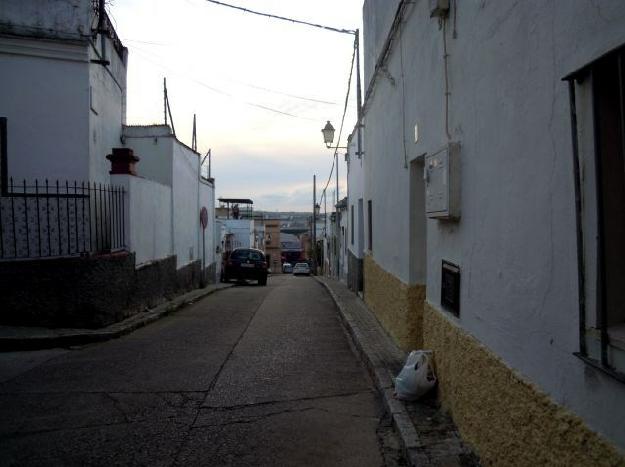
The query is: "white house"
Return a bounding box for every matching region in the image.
[0,0,218,326]
[0,0,126,185]
[358,0,625,464]
[346,129,365,292]
[221,219,254,251]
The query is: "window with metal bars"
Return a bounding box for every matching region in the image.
[566,44,625,382]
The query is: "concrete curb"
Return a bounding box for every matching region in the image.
[314,276,428,467]
[0,283,234,351]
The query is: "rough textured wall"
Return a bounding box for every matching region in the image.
[423,302,625,467]
[364,254,425,350]
[0,252,135,328]
[0,253,203,329]
[133,255,178,309]
[175,259,201,293]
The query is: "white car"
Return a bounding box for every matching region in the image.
[292,262,311,276]
[282,262,293,273]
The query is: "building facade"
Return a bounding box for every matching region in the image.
[358,0,625,463]
[0,0,217,326]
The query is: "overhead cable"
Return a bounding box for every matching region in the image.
[320,40,356,199]
[130,46,316,121]
[204,0,356,35]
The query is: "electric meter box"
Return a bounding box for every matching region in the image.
[425,142,460,220]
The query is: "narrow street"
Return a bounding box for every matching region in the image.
[0,275,403,466]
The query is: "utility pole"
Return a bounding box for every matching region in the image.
[192,114,197,151]
[335,152,340,280]
[313,175,317,275]
[163,77,168,126]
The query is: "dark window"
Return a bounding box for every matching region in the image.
[567,45,625,379]
[594,51,625,330]
[230,249,264,261]
[367,200,372,251]
[351,205,354,245]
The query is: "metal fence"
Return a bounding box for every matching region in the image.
[0,178,125,259]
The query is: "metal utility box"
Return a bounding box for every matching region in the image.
[425,142,460,220]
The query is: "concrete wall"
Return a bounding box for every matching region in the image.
[112,174,172,266]
[0,0,92,41]
[124,126,174,186]
[347,132,365,259]
[361,0,625,459]
[88,35,127,184]
[172,141,201,269]
[0,38,90,183]
[199,178,216,281]
[0,1,127,186]
[123,129,215,276]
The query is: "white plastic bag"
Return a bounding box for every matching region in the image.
[394,350,437,401]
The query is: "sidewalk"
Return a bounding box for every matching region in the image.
[0,283,233,351]
[315,276,479,467]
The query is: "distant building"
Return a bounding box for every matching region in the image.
[263,219,281,272]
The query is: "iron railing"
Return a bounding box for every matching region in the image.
[0,178,125,259]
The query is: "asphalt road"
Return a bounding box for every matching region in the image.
[0,275,403,466]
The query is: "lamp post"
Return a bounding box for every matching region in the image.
[321,120,349,280]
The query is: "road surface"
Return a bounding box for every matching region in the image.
[0,275,403,466]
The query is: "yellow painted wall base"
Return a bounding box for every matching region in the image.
[364,255,425,350]
[423,302,625,467]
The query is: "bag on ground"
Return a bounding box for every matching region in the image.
[394,350,436,401]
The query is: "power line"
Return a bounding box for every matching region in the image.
[130,46,317,121]
[204,0,356,36]
[126,39,337,105]
[320,39,356,201]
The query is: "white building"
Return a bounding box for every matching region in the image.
[0,0,126,185]
[346,130,365,292]
[358,0,625,464]
[221,219,254,251]
[0,0,218,326]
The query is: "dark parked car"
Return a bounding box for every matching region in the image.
[222,248,268,285]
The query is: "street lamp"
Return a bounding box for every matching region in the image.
[322,121,335,148]
[321,122,349,280]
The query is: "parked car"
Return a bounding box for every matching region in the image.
[222,248,268,285]
[282,262,293,273]
[292,262,311,276]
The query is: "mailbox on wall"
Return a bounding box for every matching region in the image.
[425,142,460,220]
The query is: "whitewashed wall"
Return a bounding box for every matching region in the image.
[346,131,364,259]
[0,1,127,186]
[124,126,173,186]
[88,35,127,184]
[172,141,201,268]
[362,0,625,450]
[0,39,90,184]
[111,174,172,266]
[223,219,254,250]
[199,178,215,275]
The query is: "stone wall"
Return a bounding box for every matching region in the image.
[364,254,425,350]
[423,302,625,466]
[0,253,204,329]
[176,259,202,293]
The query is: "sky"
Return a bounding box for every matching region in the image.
[109,0,363,212]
